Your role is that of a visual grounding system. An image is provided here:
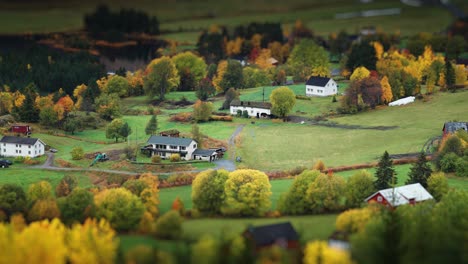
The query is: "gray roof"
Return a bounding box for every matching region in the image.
[443,122,468,134]
[230,100,272,109]
[147,135,194,146]
[365,183,433,207]
[306,76,332,87]
[193,149,217,156]
[245,222,299,247]
[0,136,40,145]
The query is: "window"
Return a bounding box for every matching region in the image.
[29,145,31,148]
[194,144,197,148]
[15,150,18,153]
[15,144,18,147]
[19,150,21,154]
[170,145,178,150]
[19,145,21,148]
[28,151,31,155]
[181,146,186,150]
[377,196,383,202]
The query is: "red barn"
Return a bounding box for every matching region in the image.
[10,124,32,135]
[365,183,433,209]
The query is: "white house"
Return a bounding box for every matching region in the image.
[0,136,46,158]
[142,135,197,160]
[230,100,272,118]
[365,183,433,208]
[305,76,338,97]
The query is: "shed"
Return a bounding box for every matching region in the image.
[243,222,299,251]
[442,122,468,137]
[365,183,433,208]
[192,149,218,162]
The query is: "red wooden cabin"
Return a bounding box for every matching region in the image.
[10,124,32,135]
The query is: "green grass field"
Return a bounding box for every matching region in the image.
[238,90,468,170]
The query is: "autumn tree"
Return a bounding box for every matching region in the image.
[191,235,220,264]
[380,76,393,104]
[350,66,370,82]
[307,173,346,213]
[196,77,216,101]
[374,151,396,189]
[345,170,376,208]
[213,60,228,93]
[0,91,13,115]
[222,169,272,216]
[95,188,145,232]
[287,39,329,81]
[221,87,239,110]
[95,93,121,120]
[454,64,466,86]
[27,181,52,206]
[104,75,129,97]
[106,118,125,142]
[193,100,213,122]
[270,86,296,119]
[154,210,183,239]
[192,170,229,214]
[277,170,321,215]
[218,59,243,93]
[312,160,326,171]
[145,115,158,135]
[28,199,61,222]
[427,172,449,201]
[335,207,376,234]
[58,188,95,225]
[191,123,203,147]
[0,184,27,218]
[144,57,179,100]
[242,67,271,88]
[406,152,432,187]
[255,49,274,70]
[172,51,207,91]
[122,179,149,197]
[303,241,354,264]
[171,196,185,216]
[340,77,382,113]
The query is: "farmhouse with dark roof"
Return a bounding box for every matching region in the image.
[141,135,218,161]
[306,76,338,97]
[0,136,46,158]
[243,222,299,251]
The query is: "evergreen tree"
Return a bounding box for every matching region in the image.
[445,59,456,92]
[145,115,158,135]
[120,122,132,141]
[17,83,39,122]
[374,151,397,189]
[406,152,432,188]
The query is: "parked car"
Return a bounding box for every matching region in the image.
[0,159,12,166]
[50,148,58,153]
[0,160,10,168]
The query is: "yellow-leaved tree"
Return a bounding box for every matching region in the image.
[73,84,88,110]
[213,60,228,93]
[255,49,274,70]
[335,207,376,234]
[373,41,384,60]
[455,64,467,85]
[380,76,393,104]
[303,241,355,264]
[350,66,370,82]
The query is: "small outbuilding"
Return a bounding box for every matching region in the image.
[230,100,272,118]
[365,183,433,208]
[192,149,218,162]
[243,222,299,251]
[442,122,468,137]
[10,124,32,135]
[305,76,338,97]
[0,136,45,158]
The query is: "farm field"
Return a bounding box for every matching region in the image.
[238,90,468,170]
[0,0,455,40]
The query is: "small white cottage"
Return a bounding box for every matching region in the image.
[0,136,46,158]
[230,100,272,118]
[305,76,338,97]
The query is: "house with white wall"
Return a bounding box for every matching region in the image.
[230,100,272,118]
[305,76,338,97]
[0,136,46,158]
[142,135,197,160]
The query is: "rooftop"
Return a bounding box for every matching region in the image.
[306,76,332,87]
[244,222,298,247]
[0,136,40,145]
[230,100,272,109]
[193,149,217,156]
[365,183,433,207]
[146,135,195,146]
[443,122,468,134]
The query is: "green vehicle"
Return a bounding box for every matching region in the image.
[90,153,109,167]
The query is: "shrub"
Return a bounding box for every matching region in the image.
[70,146,84,160]
[455,158,468,177]
[60,188,95,225]
[440,153,459,173]
[312,160,326,171]
[0,184,27,218]
[345,170,376,208]
[154,211,183,240]
[427,172,449,200]
[28,199,61,222]
[210,115,233,122]
[123,146,137,160]
[169,112,192,122]
[295,95,311,100]
[170,154,181,162]
[107,174,125,185]
[151,155,162,163]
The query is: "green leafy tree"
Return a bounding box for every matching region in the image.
[59,188,95,225]
[144,57,179,100]
[445,60,456,91]
[105,75,129,97]
[219,59,243,92]
[196,77,216,101]
[306,173,346,213]
[119,122,132,141]
[154,210,184,239]
[172,51,207,90]
[193,100,213,122]
[63,117,79,135]
[374,151,396,189]
[191,123,203,147]
[95,188,145,232]
[192,170,229,214]
[277,170,321,215]
[39,106,58,127]
[270,86,296,119]
[0,184,27,218]
[95,93,121,120]
[106,118,125,142]
[70,146,84,160]
[345,170,376,208]
[406,152,432,187]
[427,172,449,201]
[145,115,158,135]
[221,169,272,217]
[27,181,52,206]
[242,67,271,88]
[287,39,330,81]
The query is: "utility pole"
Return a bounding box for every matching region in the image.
[262,87,265,102]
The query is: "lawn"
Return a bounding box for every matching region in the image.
[238,90,468,170]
